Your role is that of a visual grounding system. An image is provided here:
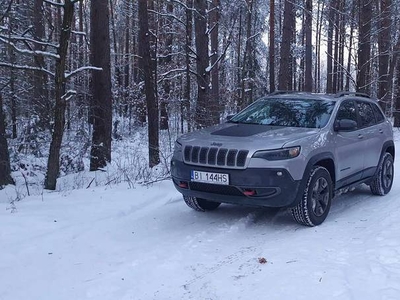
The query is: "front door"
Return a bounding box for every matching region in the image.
[333,100,366,187]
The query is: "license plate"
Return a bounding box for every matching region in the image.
[191,170,229,185]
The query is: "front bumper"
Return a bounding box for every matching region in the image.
[171,159,302,208]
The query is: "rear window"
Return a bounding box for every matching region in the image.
[357,101,376,128]
[371,103,385,123]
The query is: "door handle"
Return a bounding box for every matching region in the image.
[358,134,364,139]
[379,129,384,134]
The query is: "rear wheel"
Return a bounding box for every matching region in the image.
[183,196,221,211]
[370,152,394,196]
[290,166,333,226]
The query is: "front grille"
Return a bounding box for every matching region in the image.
[184,146,249,168]
[189,182,243,196]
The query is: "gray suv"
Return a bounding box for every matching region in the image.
[171,92,395,226]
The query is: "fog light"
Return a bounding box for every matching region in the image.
[277,171,283,176]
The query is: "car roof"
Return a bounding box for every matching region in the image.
[264,91,378,104]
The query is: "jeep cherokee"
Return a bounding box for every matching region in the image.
[171,92,395,226]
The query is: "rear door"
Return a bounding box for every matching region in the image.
[356,100,385,177]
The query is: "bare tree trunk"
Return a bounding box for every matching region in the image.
[44,0,75,190]
[338,0,345,91]
[357,0,372,94]
[314,1,323,92]
[210,0,220,124]
[278,0,294,90]
[326,1,334,93]
[132,1,146,125]
[193,0,210,128]
[332,1,339,93]
[33,0,49,130]
[138,0,160,167]
[160,1,172,131]
[289,3,296,90]
[184,0,193,132]
[378,0,392,113]
[304,0,312,92]
[7,12,17,138]
[9,66,17,139]
[76,0,86,123]
[0,93,14,187]
[124,2,130,115]
[89,0,113,171]
[109,0,122,116]
[298,11,305,91]
[240,0,254,107]
[345,3,356,91]
[236,9,242,103]
[269,0,275,92]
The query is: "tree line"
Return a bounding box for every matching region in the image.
[0,0,399,189]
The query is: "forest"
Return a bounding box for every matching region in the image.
[0,0,399,191]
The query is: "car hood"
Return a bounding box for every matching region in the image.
[178,123,320,151]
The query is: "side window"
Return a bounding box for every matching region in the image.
[371,103,385,123]
[357,101,376,127]
[336,101,357,123]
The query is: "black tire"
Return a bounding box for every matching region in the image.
[290,166,333,227]
[370,152,394,196]
[183,196,221,212]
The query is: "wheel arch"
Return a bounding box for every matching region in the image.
[305,152,336,184]
[383,140,395,161]
[290,152,336,208]
[371,140,395,179]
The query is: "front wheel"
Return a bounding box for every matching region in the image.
[370,152,394,196]
[183,196,221,212]
[290,166,333,227]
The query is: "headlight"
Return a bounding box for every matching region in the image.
[174,141,182,153]
[252,146,301,161]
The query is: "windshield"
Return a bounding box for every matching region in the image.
[230,98,336,128]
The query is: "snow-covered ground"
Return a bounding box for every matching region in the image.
[1,147,400,299]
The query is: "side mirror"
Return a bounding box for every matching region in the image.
[334,119,358,132]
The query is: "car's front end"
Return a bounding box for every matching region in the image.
[171,95,336,208]
[171,140,304,208]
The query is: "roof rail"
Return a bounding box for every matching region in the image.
[334,91,370,98]
[269,90,298,96]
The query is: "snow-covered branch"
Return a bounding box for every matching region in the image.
[0,37,60,59]
[148,10,186,26]
[0,34,59,49]
[71,30,86,37]
[61,90,77,101]
[43,0,64,7]
[157,68,187,84]
[0,62,54,77]
[206,40,231,73]
[65,66,103,80]
[156,51,185,59]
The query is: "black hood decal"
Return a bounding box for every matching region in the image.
[211,124,279,137]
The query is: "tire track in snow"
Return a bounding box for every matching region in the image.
[178,207,292,298]
[182,246,257,289]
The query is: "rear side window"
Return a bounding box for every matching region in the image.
[336,101,357,123]
[357,101,376,128]
[371,103,385,123]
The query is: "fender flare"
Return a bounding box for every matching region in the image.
[289,152,335,208]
